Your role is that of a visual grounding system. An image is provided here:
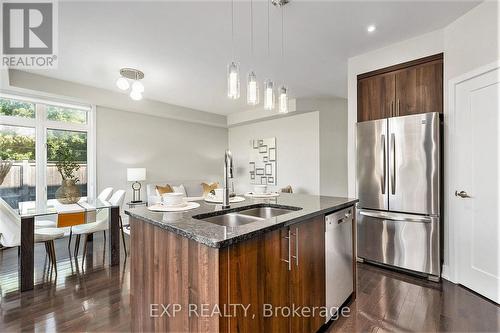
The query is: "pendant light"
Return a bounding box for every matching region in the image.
[227,0,240,99]
[247,0,259,105]
[264,0,275,110]
[278,4,288,113]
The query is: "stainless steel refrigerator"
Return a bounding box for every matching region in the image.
[356,112,441,280]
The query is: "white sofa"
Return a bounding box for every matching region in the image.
[146,179,219,206]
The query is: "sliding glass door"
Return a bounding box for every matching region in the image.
[0,94,94,209]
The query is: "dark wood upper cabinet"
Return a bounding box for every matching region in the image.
[395,60,443,116]
[357,54,443,122]
[357,73,395,122]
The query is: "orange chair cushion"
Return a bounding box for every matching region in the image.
[58,212,85,228]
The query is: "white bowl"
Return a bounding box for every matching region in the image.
[254,185,267,194]
[162,192,185,206]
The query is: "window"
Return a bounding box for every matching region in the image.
[0,95,94,209]
[0,125,36,208]
[46,105,87,124]
[47,129,88,199]
[0,97,35,118]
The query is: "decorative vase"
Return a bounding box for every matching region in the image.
[55,179,81,204]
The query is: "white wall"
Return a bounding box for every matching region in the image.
[97,107,227,203]
[295,98,348,197]
[228,112,320,195]
[347,1,499,281]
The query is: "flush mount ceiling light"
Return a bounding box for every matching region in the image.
[116,68,145,101]
[367,25,376,33]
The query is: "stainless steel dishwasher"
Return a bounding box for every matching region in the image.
[325,207,354,321]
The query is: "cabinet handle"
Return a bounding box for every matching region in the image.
[397,99,400,116]
[391,101,394,117]
[290,227,299,266]
[281,230,291,271]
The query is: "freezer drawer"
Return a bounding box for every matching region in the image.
[357,209,440,276]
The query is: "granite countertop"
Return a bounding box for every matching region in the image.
[125,193,358,248]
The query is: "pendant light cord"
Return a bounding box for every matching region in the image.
[250,0,254,57]
[281,5,285,84]
[231,0,234,58]
[267,0,270,57]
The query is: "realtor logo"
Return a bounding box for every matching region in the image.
[2,1,58,68]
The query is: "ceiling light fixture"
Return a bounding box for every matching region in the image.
[227,0,240,99]
[116,68,145,101]
[277,1,289,113]
[264,0,275,111]
[247,0,259,105]
[367,25,376,33]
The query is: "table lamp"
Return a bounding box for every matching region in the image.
[127,168,146,203]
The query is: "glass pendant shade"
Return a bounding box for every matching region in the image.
[130,90,143,101]
[116,77,129,91]
[279,85,288,113]
[247,71,259,105]
[264,80,275,110]
[132,81,144,93]
[227,62,240,99]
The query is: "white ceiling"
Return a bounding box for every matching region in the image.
[28,1,479,115]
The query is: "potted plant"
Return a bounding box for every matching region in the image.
[53,144,81,204]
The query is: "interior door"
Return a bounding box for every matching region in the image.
[453,66,499,303]
[357,73,395,122]
[395,60,443,116]
[356,119,389,210]
[290,216,325,333]
[388,113,440,215]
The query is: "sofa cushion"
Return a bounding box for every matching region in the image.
[156,184,173,195]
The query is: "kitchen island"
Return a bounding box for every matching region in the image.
[126,193,358,333]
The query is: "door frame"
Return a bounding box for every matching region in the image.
[446,60,500,283]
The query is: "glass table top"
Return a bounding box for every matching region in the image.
[18,197,115,218]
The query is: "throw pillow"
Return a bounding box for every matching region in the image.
[156,184,173,195]
[172,184,187,197]
[201,182,219,197]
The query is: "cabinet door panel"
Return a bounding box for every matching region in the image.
[395,60,443,116]
[290,216,326,333]
[219,228,289,333]
[357,74,395,122]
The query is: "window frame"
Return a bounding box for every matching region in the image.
[0,92,96,207]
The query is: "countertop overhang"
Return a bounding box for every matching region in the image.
[125,193,358,248]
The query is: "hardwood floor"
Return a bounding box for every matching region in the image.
[1,235,498,332]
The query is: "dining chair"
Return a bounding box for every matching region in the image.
[98,187,114,202]
[0,198,65,273]
[71,190,127,258]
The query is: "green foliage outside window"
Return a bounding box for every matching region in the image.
[0,98,35,118]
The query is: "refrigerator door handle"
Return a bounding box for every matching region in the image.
[381,134,386,194]
[391,133,396,195]
[359,210,433,223]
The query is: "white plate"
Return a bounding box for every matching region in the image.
[204,196,246,203]
[245,192,280,198]
[148,202,200,212]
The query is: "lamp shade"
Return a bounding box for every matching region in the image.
[127,168,146,182]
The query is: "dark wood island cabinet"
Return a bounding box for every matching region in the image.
[127,194,357,333]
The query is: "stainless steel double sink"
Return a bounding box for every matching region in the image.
[193,204,302,227]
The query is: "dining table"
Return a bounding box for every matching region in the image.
[17,198,121,292]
